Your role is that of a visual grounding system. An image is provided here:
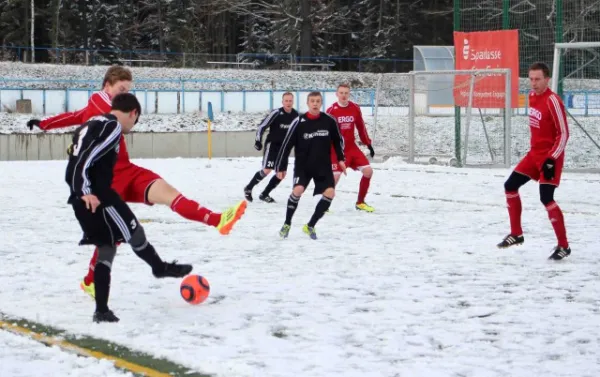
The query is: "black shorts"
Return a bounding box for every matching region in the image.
[262,142,282,170]
[72,194,139,247]
[293,167,335,196]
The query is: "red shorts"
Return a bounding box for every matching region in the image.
[514,151,564,186]
[111,165,162,205]
[331,146,370,173]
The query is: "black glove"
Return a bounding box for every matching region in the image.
[254,140,262,151]
[542,158,555,180]
[27,119,41,130]
[367,145,375,158]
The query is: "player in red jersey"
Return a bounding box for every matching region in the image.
[27,66,247,297]
[327,83,375,212]
[497,62,570,260]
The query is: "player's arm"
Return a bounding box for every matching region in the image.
[70,120,122,199]
[254,109,279,150]
[351,103,375,158]
[329,116,345,163]
[547,94,569,160]
[34,92,112,131]
[353,104,372,146]
[275,116,299,173]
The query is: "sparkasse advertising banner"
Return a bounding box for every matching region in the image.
[453,30,519,108]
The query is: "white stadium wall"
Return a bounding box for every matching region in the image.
[0,89,375,116]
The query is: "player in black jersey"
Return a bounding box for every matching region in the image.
[275,91,346,240]
[244,92,299,203]
[65,93,192,323]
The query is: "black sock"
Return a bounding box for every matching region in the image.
[308,196,333,228]
[246,170,267,190]
[94,262,111,313]
[132,242,164,272]
[262,176,282,196]
[285,194,300,225]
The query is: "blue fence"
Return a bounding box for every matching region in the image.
[0,81,598,116]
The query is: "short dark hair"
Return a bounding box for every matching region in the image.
[529,62,551,78]
[282,92,294,99]
[307,91,322,100]
[111,93,141,123]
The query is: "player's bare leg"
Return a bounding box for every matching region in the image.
[149,179,246,235]
[497,171,529,248]
[540,184,571,260]
[356,166,374,212]
[304,187,335,240]
[280,185,305,238]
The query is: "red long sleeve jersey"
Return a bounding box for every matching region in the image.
[40,91,132,173]
[326,101,371,148]
[528,88,569,159]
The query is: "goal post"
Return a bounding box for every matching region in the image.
[373,69,512,167]
[550,42,600,169]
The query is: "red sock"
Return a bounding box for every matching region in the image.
[546,201,568,248]
[171,194,221,227]
[83,248,98,286]
[357,176,371,204]
[505,191,523,235]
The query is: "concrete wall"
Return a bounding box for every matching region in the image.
[0,131,264,161]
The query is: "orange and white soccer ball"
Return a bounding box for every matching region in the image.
[180,274,210,305]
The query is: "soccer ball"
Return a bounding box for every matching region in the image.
[180,274,210,305]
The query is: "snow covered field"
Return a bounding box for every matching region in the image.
[1,157,600,377]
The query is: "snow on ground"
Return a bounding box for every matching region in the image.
[1,157,600,377]
[2,61,598,91]
[0,330,131,377]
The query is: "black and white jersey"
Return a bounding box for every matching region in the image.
[275,112,345,172]
[256,107,299,144]
[65,114,122,204]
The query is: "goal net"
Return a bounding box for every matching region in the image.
[552,42,600,170]
[373,69,512,167]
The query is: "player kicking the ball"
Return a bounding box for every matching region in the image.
[275,91,346,240]
[497,62,570,260]
[244,92,299,203]
[327,83,375,212]
[27,66,246,298]
[65,93,193,323]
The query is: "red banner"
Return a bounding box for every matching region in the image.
[454,30,519,108]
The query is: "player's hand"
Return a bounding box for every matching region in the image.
[254,141,262,151]
[367,145,375,158]
[542,158,555,180]
[26,119,41,130]
[338,161,347,175]
[276,171,286,180]
[81,195,101,213]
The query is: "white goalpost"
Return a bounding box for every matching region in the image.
[373,68,512,167]
[550,42,600,169]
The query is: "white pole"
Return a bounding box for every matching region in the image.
[373,73,383,145]
[462,73,476,165]
[551,45,560,93]
[408,73,416,163]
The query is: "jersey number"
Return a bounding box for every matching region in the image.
[71,126,89,157]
